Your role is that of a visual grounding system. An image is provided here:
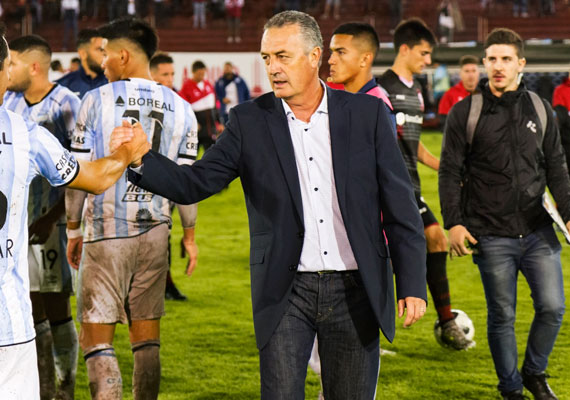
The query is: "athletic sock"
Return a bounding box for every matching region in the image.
[50,317,78,399]
[426,251,455,323]
[84,345,122,400]
[34,319,56,400]
[132,340,161,400]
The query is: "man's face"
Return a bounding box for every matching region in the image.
[101,39,123,82]
[483,44,525,94]
[328,34,366,84]
[192,68,205,83]
[460,63,479,92]
[85,37,105,74]
[151,63,175,88]
[0,46,12,103]
[404,40,432,74]
[7,50,31,92]
[261,24,320,101]
[223,63,234,78]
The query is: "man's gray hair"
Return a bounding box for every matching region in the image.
[264,11,323,53]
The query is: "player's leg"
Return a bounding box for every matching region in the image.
[127,224,169,400]
[77,238,136,400]
[30,292,56,400]
[43,292,77,400]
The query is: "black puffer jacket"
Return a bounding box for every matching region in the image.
[439,82,570,238]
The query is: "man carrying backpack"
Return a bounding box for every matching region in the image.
[439,27,568,400]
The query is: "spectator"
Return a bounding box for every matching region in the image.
[193,0,207,28]
[438,54,479,129]
[81,0,99,19]
[108,0,128,20]
[274,0,301,13]
[69,57,80,72]
[513,0,528,17]
[49,59,65,81]
[321,0,340,19]
[61,0,79,51]
[390,0,402,33]
[154,0,167,25]
[214,61,250,124]
[180,60,221,151]
[225,0,244,43]
[539,0,555,15]
[437,0,464,44]
[57,29,108,98]
[553,74,570,171]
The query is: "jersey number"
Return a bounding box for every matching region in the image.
[40,249,58,270]
[122,110,165,152]
[0,190,7,230]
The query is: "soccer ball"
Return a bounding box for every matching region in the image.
[434,309,475,348]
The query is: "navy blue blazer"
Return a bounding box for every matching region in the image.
[129,87,427,350]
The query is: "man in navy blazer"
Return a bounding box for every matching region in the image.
[120,11,427,400]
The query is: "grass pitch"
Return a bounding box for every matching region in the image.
[72,132,570,399]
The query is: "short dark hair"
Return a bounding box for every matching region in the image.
[150,52,173,70]
[77,28,101,49]
[9,35,52,57]
[0,24,7,71]
[332,22,380,57]
[71,57,80,64]
[192,60,206,72]
[393,18,436,52]
[484,28,524,58]
[459,55,479,67]
[51,60,62,71]
[98,17,158,61]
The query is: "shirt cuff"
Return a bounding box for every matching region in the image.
[129,164,144,175]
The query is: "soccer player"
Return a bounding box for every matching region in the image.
[57,28,107,98]
[150,52,195,301]
[438,54,480,129]
[65,18,199,399]
[150,52,176,91]
[0,26,150,399]
[378,18,473,350]
[4,34,82,400]
[179,60,221,151]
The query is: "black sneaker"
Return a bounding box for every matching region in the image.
[502,390,529,400]
[521,371,558,400]
[165,283,187,301]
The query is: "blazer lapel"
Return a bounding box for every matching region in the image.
[328,88,350,213]
[265,96,304,223]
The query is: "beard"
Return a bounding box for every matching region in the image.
[7,78,30,93]
[224,72,234,80]
[86,55,103,74]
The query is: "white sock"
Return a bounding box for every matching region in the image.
[84,345,122,400]
[51,318,78,399]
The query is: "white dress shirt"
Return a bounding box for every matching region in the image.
[282,86,358,272]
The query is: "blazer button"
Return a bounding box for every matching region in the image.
[297,232,304,238]
[288,265,298,271]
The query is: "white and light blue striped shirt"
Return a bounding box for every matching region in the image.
[0,107,79,346]
[71,78,198,242]
[4,84,80,224]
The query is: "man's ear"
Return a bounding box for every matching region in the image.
[120,48,130,66]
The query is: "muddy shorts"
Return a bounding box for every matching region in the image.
[77,223,169,324]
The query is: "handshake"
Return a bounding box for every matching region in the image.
[110,120,150,167]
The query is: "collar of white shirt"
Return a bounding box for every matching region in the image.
[281,80,328,120]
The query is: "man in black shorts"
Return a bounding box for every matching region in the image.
[379,18,473,350]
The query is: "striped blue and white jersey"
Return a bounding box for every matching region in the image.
[0,107,79,346]
[71,78,198,242]
[4,85,80,224]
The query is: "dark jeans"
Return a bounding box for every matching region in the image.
[473,225,565,394]
[259,271,379,400]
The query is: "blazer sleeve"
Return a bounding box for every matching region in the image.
[374,100,427,301]
[128,108,242,204]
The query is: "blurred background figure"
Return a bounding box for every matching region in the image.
[49,59,66,81]
[61,0,79,51]
[193,0,207,29]
[225,0,243,43]
[321,0,340,19]
[215,61,250,124]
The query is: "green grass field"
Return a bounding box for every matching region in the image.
[72,132,570,399]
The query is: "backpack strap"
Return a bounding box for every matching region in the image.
[466,92,483,146]
[527,91,547,146]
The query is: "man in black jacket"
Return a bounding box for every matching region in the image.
[439,28,569,400]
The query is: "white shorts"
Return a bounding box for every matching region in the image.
[28,224,75,293]
[0,340,40,400]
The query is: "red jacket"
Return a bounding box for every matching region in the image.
[179,78,216,112]
[438,81,470,116]
[553,77,570,111]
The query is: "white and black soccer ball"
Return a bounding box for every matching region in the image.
[434,309,475,348]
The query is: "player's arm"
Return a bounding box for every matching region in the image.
[417,141,440,170]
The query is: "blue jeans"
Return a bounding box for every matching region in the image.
[259,271,379,400]
[473,226,565,394]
